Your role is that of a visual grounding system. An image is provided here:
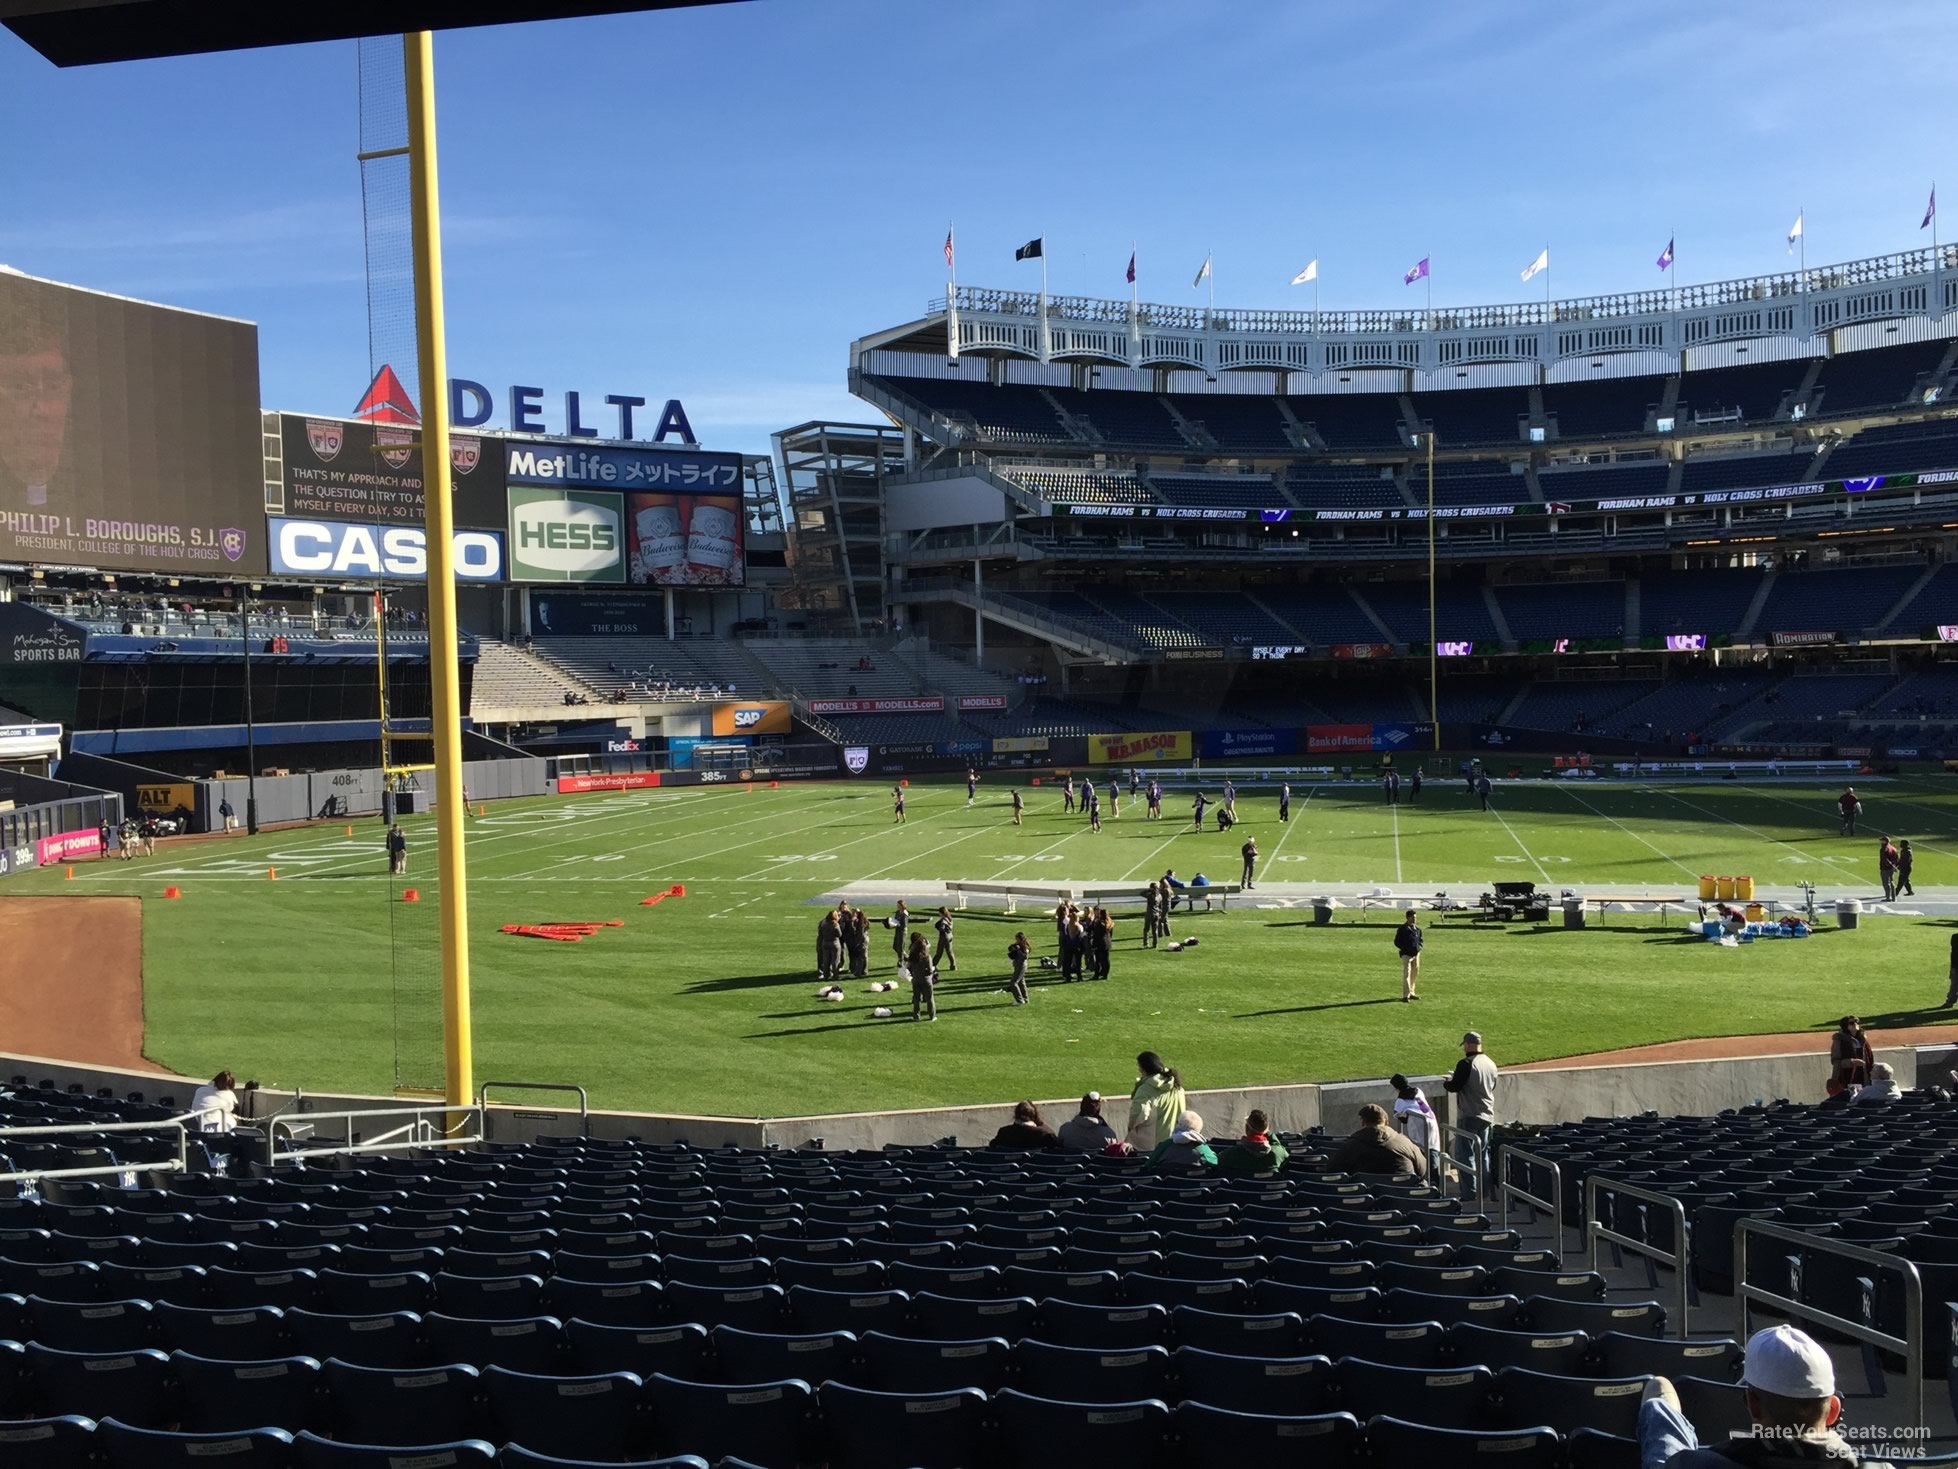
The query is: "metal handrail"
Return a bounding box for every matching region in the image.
[1586,1174,1691,1336]
[0,1112,198,1186]
[1737,1217,1925,1429]
[1436,1121,1487,1201]
[477,1082,591,1138]
[1497,1144,1564,1264]
[266,1103,485,1168]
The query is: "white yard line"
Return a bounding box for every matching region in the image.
[987,819,1092,880]
[1556,785,1703,882]
[1260,787,1315,866]
[1487,800,1552,886]
[1653,788,1826,869]
[1390,793,1403,883]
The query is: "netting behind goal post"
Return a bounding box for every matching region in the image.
[358,36,444,1097]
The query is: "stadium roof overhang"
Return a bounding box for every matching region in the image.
[0,0,748,66]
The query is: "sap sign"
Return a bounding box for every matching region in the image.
[268,518,505,581]
[449,380,696,443]
[507,489,624,583]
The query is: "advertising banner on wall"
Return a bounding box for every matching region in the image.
[1370,723,1434,752]
[1200,728,1299,759]
[808,696,946,715]
[1,271,266,573]
[530,593,661,637]
[1332,643,1397,660]
[267,517,506,582]
[507,487,625,583]
[36,829,101,864]
[957,695,1009,711]
[276,413,506,528]
[1305,724,1376,753]
[135,781,196,814]
[0,603,84,665]
[1088,730,1192,765]
[557,770,662,793]
[711,702,790,736]
[505,440,746,589]
[992,735,1050,754]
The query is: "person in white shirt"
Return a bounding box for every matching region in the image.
[189,1070,240,1133]
[1391,1072,1440,1177]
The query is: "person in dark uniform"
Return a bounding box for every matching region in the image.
[1192,792,1208,830]
[1839,787,1860,836]
[1061,911,1086,981]
[816,910,841,982]
[386,823,407,876]
[1130,768,1141,798]
[1088,907,1112,980]
[965,768,979,808]
[889,900,910,966]
[1011,788,1024,826]
[1240,835,1258,889]
[1147,779,1162,820]
[1899,839,1916,897]
[1107,778,1120,819]
[1063,776,1076,813]
[1278,782,1291,822]
[1475,772,1492,811]
[1216,804,1234,832]
[1383,769,1400,805]
[892,783,907,824]
[1395,908,1424,1002]
[932,905,958,972]
[1142,883,1161,948]
[845,909,870,978]
[1089,790,1102,832]
[1053,899,1070,953]
[1007,931,1032,1005]
[1879,836,1900,901]
[1411,768,1423,802]
[906,931,937,1022]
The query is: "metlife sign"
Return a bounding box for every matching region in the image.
[505,442,744,495]
[267,518,506,582]
[507,488,624,583]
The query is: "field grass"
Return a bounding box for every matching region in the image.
[15,771,1958,1118]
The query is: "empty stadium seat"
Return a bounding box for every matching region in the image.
[991,1387,1170,1469]
[320,1358,484,1445]
[0,1414,98,1469]
[25,1342,175,1426]
[817,1380,988,1469]
[856,1329,1013,1394]
[641,1373,817,1467]
[711,1324,858,1386]
[480,1365,645,1462]
[1173,1401,1362,1469]
[95,1419,298,1468]
[171,1351,324,1433]
[292,1431,497,1466]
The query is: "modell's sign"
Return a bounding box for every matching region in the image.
[956,695,1008,711]
[808,696,946,715]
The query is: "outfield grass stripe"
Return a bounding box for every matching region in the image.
[1391,793,1403,883]
[1555,784,1702,882]
[1487,798,1553,885]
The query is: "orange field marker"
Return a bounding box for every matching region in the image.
[163,886,181,899]
[64,866,74,880]
[267,866,277,880]
[403,887,421,903]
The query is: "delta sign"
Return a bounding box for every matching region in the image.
[354,365,695,444]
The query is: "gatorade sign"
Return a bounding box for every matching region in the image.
[507,488,624,583]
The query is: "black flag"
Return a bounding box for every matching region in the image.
[1014,238,1044,262]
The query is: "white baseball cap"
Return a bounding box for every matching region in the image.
[1741,1324,1836,1399]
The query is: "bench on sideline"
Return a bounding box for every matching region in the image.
[944,879,1244,914]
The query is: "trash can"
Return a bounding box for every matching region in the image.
[1697,875,1717,901]
[1836,898,1862,931]
[1313,897,1335,926]
[1563,898,1586,929]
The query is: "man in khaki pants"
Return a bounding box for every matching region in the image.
[1394,909,1423,1002]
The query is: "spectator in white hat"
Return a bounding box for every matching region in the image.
[1638,1322,1889,1466]
[1057,1092,1118,1152]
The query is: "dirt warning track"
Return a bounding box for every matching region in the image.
[0,895,161,1073]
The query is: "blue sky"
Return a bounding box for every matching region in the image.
[2,0,1952,453]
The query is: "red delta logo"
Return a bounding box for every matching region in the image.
[353,365,421,426]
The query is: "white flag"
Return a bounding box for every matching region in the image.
[1787,211,1804,251]
[1290,259,1319,285]
[1193,254,1212,288]
[1520,248,1549,283]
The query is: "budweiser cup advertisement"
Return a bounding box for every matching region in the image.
[632,498,687,578]
[627,492,744,587]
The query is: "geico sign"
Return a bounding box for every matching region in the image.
[270,519,504,581]
[513,499,620,572]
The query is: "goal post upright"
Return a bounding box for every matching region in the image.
[403,28,474,1117]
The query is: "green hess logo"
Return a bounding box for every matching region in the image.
[509,489,624,582]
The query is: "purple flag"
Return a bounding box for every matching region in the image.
[1924,187,1937,230]
[1403,256,1429,285]
[1657,237,1674,272]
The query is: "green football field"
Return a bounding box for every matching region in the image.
[16,771,1958,1118]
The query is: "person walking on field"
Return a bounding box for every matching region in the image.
[889,900,910,967]
[1107,778,1120,819]
[1127,1051,1186,1152]
[1278,781,1291,822]
[1011,788,1024,827]
[386,822,407,876]
[1192,792,1208,830]
[1879,836,1900,902]
[1383,769,1400,805]
[1395,908,1423,1001]
[1240,835,1258,889]
[965,767,979,808]
[1063,776,1076,813]
[845,909,870,979]
[1142,882,1161,948]
[892,783,907,824]
[932,905,958,972]
[816,910,841,982]
[905,931,937,1022]
[1410,768,1423,802]
[1147,778,1162,820]
[1839,786,1861,836]
[1006,930,1031,1005]
[1898,839,1915,897]
[1089,789,1102,832]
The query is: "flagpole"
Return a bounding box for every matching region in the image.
[1207,246,1215,320]
[1039,239,1051,364]
[1543,243,1551,317]
[1425,251,1433,328]
[1798,204,1806,288]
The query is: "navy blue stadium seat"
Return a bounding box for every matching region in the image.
[1448,1322,1591,1375]
[481,1364,645,1462]
[423,1311,566,1374]
[783,1283,908,1336]
[711,1325,858,1387]
[1172,1346,1333,1415]
[0,1256,100,1301]
[1379,1287,1521,1330]
[1172,1402,1362,1469]
[171,1351,324,1433]
[206,1268,319,1311]
[292,1431,496,1466]
[153,1301,290,1358]
[1168,1306,1306,1356]
[1491,1366,1649,1437]
[642,1373,817,1468]
[26,1343,175,1426]
[1306,1313,1449,1367]
[1524,1297,1665,1337]
[316,1268,433,1316]
[770,1256,885,1291]
[552,1251,660,1283]
[95,1419,297,1467]
[1032,1297,1167,1348]
[1330,1357,1493,1429]
[25,1294,153,1351]
[98,1261,211,1307]
[320,1358,484,1445]
[906,1290,1036,1341]
[1365,1415,1562,1466]
[0,1414,97,1469]
[497,1450,706,1469]
[1122,1273,1249,1313]
[856,1330,1012,1394]
[565,1320,710,1380]
[433,1271,546,1317]
[1013,1339,1170,1402]
[660,1281,786,1333]
[540,1276,664,1327]
[991,1388,1170,1469]
[817,1381,988,1469]
[1000,1266,1121,1306]
[1591,1332,1741,1381]
[283,1309,427,1370]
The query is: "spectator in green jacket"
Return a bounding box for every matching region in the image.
[1148,1109,1217,1171]
[1217,1109,1289,1176]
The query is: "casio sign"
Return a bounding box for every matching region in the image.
[512,499,620,574]
[269,519,504,582]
